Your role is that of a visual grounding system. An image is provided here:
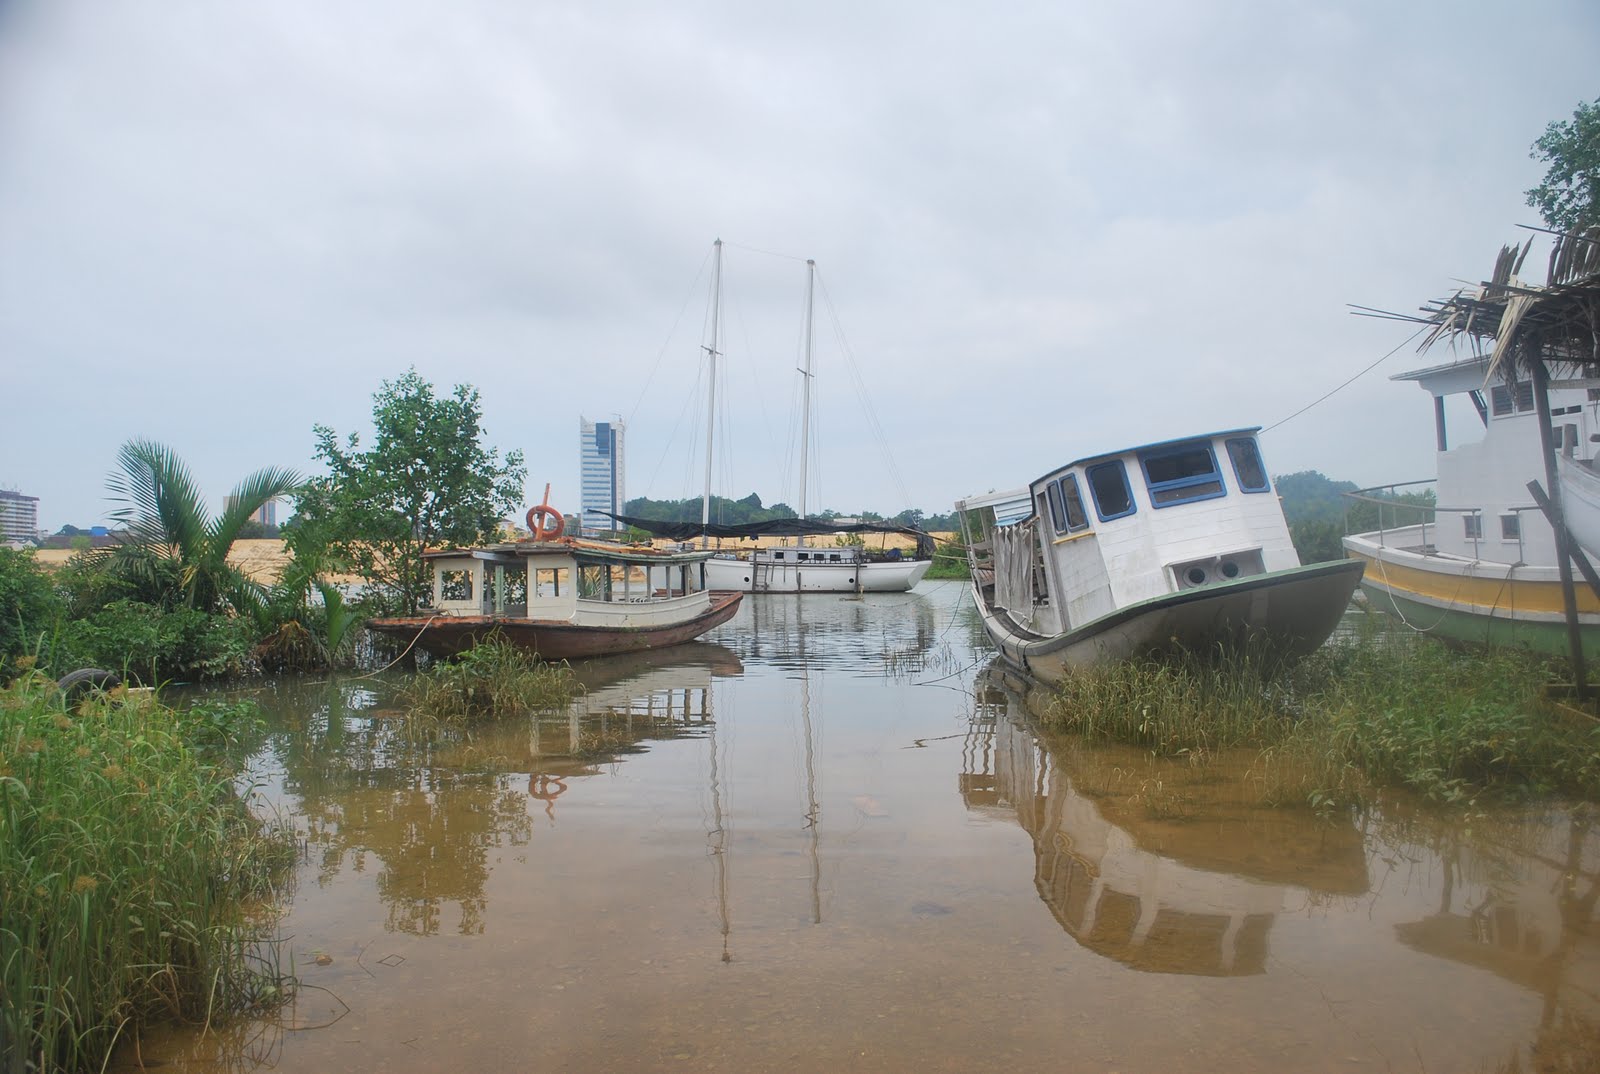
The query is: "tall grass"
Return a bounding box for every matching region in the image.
[400,635,577,729]
[1039,626,1600,808]
[1,667,293,1074]
[924,540,971,580]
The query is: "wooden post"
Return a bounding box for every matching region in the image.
[1531,353,1589,701]
[1526,480,1600,602]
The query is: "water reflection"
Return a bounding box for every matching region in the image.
[967,665,1369,975]
[726,590,944,675]
[118,584,1600,1074]
[249,643,743,938]
[1392,807,1600,1047]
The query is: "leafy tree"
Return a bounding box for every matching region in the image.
[0,547,63,678]
[292,369,527,614]
[99,439,302,615]
[1526,97,1600,233]
[622,494,798,527]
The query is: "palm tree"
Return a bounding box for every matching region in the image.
[102,439,302,615]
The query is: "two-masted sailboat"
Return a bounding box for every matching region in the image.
[615,240,933,593]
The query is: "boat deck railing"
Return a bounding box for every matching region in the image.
[1344,480,1537,563]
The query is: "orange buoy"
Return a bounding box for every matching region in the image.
[526,482,566,541]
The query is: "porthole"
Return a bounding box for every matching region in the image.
[1186,566,1208,586]
[1220,561,1240,579]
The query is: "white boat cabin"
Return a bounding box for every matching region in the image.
[961,430,1299,636]
[1385,355,1594,567]
[423,541,714,627]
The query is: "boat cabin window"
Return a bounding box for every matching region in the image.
[578,564,608,599]
[1490,381,1535,416]
[829,553,841,562]
[1046,475,1090,533]
[1224,438,1270,493]
[1138,440,1226,507]
[773,551,785,560]
[440,569,473,602]
[1463,515,1483,539]
[1500,514,1521,540]
[1087,461,1136,521]
[533,567,569,598]
[798,553,810,561]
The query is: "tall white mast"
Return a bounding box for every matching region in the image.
[797,258,815,549]
[700,239,723,549]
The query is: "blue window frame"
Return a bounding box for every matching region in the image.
[1225,437,1270,493]
[1045,481,1067,532]
[1139,440,1226,508]
[1058,475,1089,531]
[1087,461,1135,521]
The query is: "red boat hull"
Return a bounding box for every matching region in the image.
[367,592,744,661]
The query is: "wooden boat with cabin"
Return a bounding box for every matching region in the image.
[367,498,743,660]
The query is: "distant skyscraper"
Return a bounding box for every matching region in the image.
[0,489,40,544]
[224,496,278,528]
[579,417,625,532]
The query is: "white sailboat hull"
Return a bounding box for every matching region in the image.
[705,553,930,593]
[1556,452,1600,561]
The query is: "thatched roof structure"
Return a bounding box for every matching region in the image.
[1408,225,1600,383]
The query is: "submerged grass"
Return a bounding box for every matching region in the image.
[1040,621,1600,809]
[1,666,294,1074]
[400,635,577,729]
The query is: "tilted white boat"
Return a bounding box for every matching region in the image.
[956,429,1362,681]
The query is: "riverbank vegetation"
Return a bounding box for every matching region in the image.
[0,668,294,1073]
[924,539,970,579]
[399,635,576,729]
[1039,618,1600,810]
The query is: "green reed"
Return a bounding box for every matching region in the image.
[400,635,577,729]
[1040,626,1600,808]
[1,667,294,1074]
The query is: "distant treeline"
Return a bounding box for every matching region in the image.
[1274,470,1435,563]
[624,476,1409,549]
[622,492,958,532]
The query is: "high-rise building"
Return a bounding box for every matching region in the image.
[224,497,279,528]
[579,417,625,533]
[0,489,40,544]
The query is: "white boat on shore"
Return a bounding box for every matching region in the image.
[1341,352,1600,654]
[956,429,1362,681]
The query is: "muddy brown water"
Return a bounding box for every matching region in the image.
[120,581,1599,1073]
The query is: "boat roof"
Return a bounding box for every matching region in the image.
[1389,354,1489,384]
[954,487,1030,511]
[422,538,714,566]
[1046,427,1262,475]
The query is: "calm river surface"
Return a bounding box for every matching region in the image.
[123,581,1598,1073]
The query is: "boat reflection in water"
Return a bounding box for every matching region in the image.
[725,589,942,677]
[483,642,745,807]
[1393,808,1600,1050]
[964,666,1369,976]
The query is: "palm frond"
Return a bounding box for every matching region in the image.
[211,468,303,552]
[107,439,208,561]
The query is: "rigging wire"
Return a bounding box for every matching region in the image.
[625,245,714,429]
[1262,324,1428,434]
[814,268,915,510]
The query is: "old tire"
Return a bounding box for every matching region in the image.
[57,668,121,701]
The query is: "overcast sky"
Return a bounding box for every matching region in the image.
[1,1,1596,531]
